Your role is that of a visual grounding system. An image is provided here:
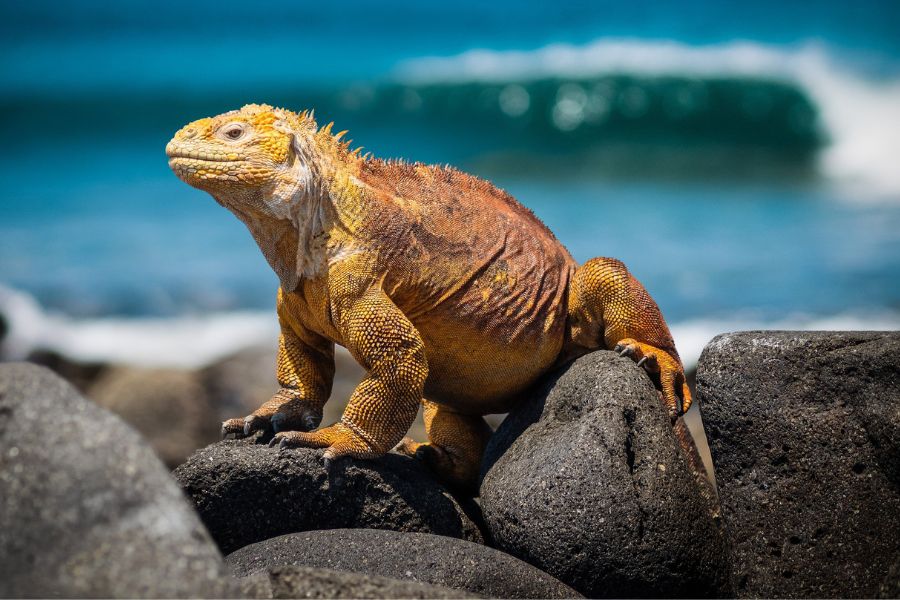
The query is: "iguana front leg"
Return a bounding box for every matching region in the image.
[222,289,335,437]
[569,257,691,418]
[271,285,427,463]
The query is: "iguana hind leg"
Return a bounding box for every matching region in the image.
[568,257,691,418]
[395,399,491,494]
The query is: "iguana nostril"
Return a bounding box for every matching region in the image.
[182,127,197,139]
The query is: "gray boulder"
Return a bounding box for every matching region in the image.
[173,439,484,554]
[0,363,236,598]
[480,351,730,598]
[697,331,900,598]
[239,565,475,599]
[226,529,581,598]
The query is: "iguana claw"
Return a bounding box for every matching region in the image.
[244,415,267,436]
[614,337,691,419]
[268,423,378,461]
[615,343,634,357]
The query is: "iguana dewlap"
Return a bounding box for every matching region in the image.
[167,103,690,490]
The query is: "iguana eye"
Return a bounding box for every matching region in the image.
[220,123,246,141]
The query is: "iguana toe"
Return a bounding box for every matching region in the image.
[243,414,268,436]
[614,343,635,357]
[269,423,378,462]
[269,400,323,433]
[221,418,246,438]
[402,441,479,493]
[393,436,421,457]
[614,338,690,419]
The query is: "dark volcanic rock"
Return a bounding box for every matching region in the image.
[480,351,730,598]
[697,331,900,598]
[227,528,581,598]
[173,439,484,554]
[0,363,235,598]
[879,560,900,599]
[239,565,474,599]
[89,366,221,467]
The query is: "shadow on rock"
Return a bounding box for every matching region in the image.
[226,528,581,599]
[173,438,484,555]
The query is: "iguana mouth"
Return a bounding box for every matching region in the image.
[165,144,244,163]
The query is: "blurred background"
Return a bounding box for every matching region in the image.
[1,0,899,464]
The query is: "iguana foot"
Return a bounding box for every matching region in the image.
[221,390,323,439]
[269,422,379,461]
[614,338,692,419]
[221,414,269,438]
[395,437,481,494]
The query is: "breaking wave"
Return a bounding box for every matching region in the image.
[392,40,900,196]
[8,40,899,193]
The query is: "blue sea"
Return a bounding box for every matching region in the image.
[1,0,899,368]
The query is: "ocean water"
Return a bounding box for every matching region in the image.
[1,0,899,368]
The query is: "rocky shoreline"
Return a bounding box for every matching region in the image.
[1,331,897,598]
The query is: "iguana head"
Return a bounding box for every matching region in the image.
[166,103,318,217]
[168,104,343,287]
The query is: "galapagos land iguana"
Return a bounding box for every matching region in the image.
[166,103,692,490]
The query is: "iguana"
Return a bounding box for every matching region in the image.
[166,103,691,490]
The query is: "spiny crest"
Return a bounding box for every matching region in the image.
[234,104,366,158]
[313,120,365,158]
[232,103,319,136]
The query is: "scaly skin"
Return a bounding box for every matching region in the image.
[166,103,691,491]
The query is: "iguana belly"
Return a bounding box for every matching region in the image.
[406,259,572,414]
[417,315,565,414]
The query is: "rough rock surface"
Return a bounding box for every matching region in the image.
[89,366,221,467]
[227,528,581,598]
[0,363,236,598]
[480,351,729,598]
[878,560,900,599]
[239,565,475,599]
[173,439,484,554]
[697,331,900,598]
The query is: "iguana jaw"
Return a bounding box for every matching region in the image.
[166,143,247,186]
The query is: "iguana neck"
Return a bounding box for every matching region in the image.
[212,195,306,292]
[213,134,363,291]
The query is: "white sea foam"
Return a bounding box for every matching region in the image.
[398,39,900,198]
[2,285,897,371]
[0,285,278,369]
